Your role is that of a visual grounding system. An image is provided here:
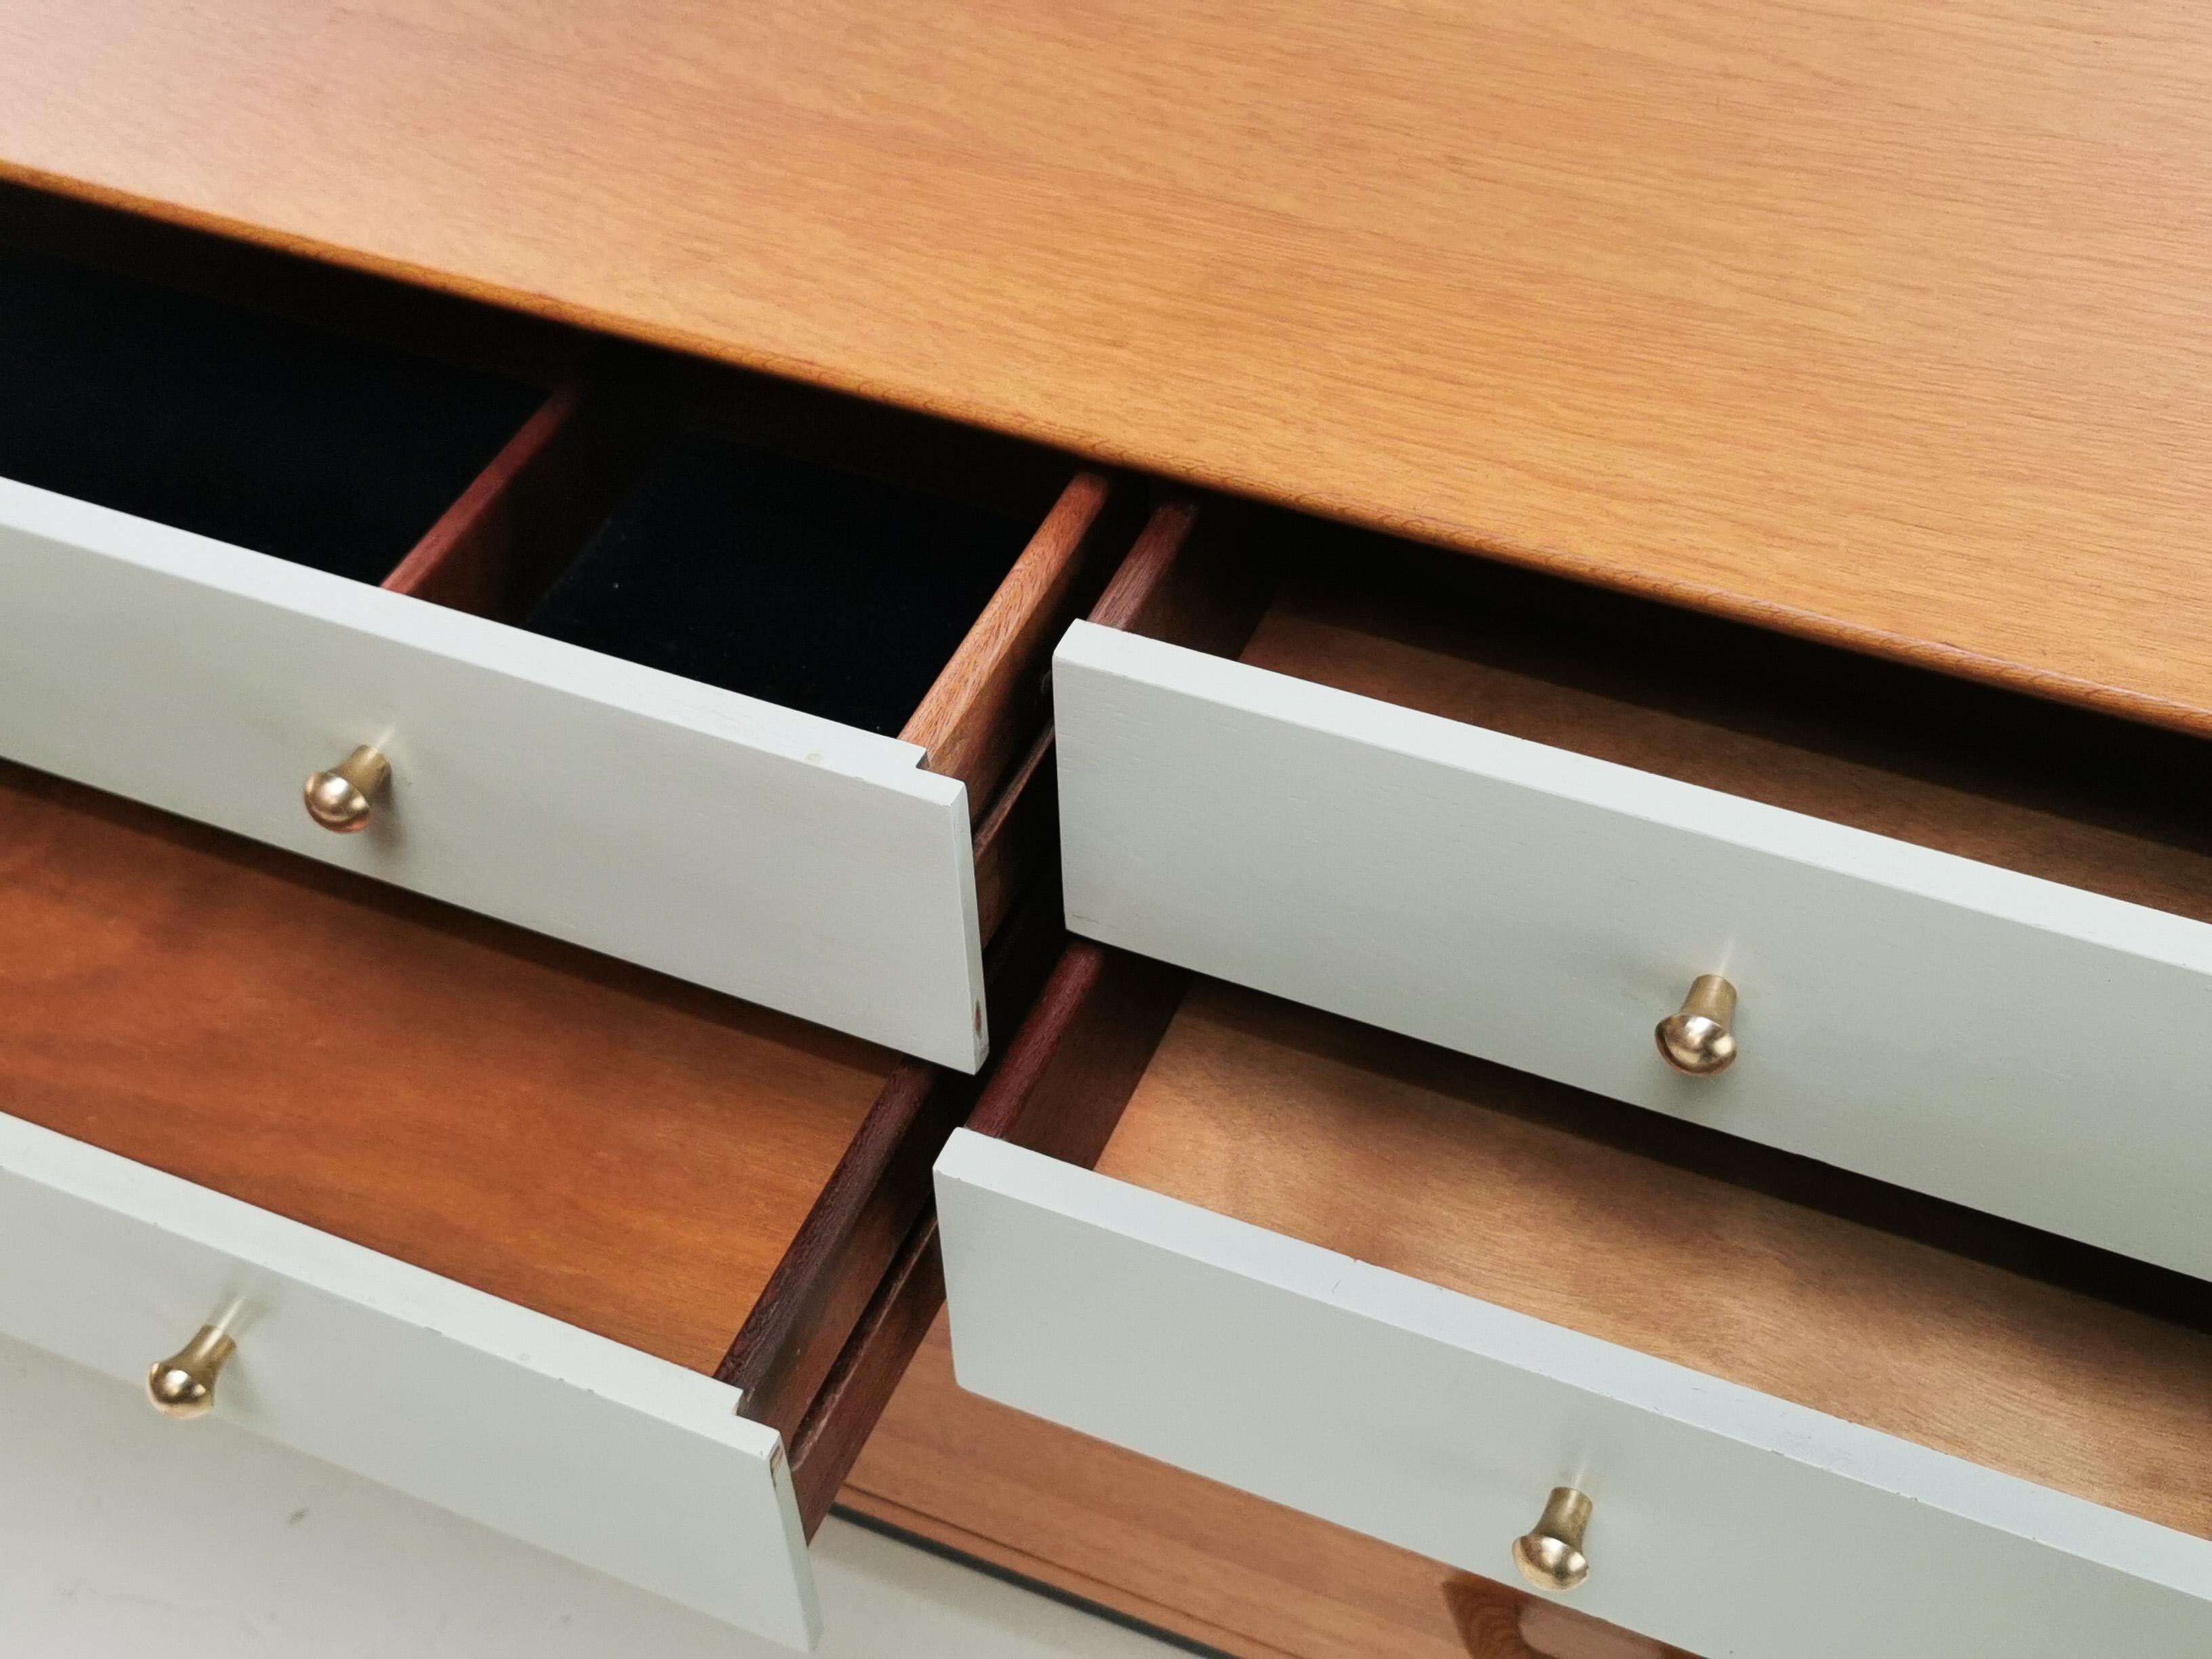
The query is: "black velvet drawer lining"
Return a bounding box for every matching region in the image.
[522,433,1029,736]
[0,245,539,583]
[2,242,1034,737]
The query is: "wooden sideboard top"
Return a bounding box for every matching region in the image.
[4,1,2209,731]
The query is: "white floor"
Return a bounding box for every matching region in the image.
[0,1331,1182,1658]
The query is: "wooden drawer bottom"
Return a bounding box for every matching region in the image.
[843,1315,1689,1659]
[0,760,1032,1647]
[922,943,2212,1656]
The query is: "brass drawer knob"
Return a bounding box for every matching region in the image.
[303,744,390,833]
[1655,973,1738,1076]
[1513,1486,1593,1594]
[146,1324,237,1420]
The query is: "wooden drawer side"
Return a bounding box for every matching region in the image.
[935,1128,2212,1658]
[1052,618,2212,1275]
[0,1110,821,1649]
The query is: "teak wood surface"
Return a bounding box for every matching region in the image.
[844,943,1696,1659]
[1099,980,2212,1539]
[0,760,891,1374]
[1242,554,2212,923]
[845,1319,1685,1659]
[901,470,1134,817]
[4,1,2209,731]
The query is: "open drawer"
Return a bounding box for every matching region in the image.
[0,754,1066,1649]
[1051,503,2212,1271]
[0,193,1132,1068]
[936,943,2212,1656]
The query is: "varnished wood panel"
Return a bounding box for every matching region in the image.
[902,470,1132,816]
[4,3,2210,728]
[1242,564,2212,922]
[0,761,891,1374]
[1098,982,2212,1539]
[1055,611,2212,1277]
[767,864,1069,1532]
[847,947,1695,1659]
[0,175,584,388]
[844,1319,1691,1659]
[846,1316,1490,1659]
[382,375,658,621]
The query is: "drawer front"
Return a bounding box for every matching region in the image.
[0,1108,821,1650]
[935,1130,2212,1657]
[1052,621,2212,1275]
[0,480,985,1069]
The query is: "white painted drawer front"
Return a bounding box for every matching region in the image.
[936,1130,2212,1656]
[1053,621,2212,1275]
[0,1109,822,1649]
[0,480,985,1069]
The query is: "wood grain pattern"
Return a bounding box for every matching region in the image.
[844,1316,1486,1659]
[741,821,1069,1528]
[0,175,583,387]
[1514,1603,1673,1659]
[845,945,1696,1659]
[380,374,661,619]
[1244,560,2212,922]
[785,941,1182,1527]
[962,943,1181,1158]
[845,1319,1692,1658]
[1099,981,2212,1539]
[4,2,2209,728]
[0,759,891,1374]
[902,470,1132,815]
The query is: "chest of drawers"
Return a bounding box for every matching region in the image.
[4,30,2211,1647]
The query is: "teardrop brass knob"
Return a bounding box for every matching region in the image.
[146,1324,237,1420]
[1513,1486,1593,1594]
[303,744,390,833]
[1655,973,1738,1076]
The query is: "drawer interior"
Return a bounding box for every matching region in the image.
[0,241,546,585]
[979,945,2212,1547]
[1122,506,2212,920]
[521,430,1032,739]
[1,184,1134,815]
[0,756,979,1525]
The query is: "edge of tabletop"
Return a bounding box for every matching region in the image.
[5,158,2207,749]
